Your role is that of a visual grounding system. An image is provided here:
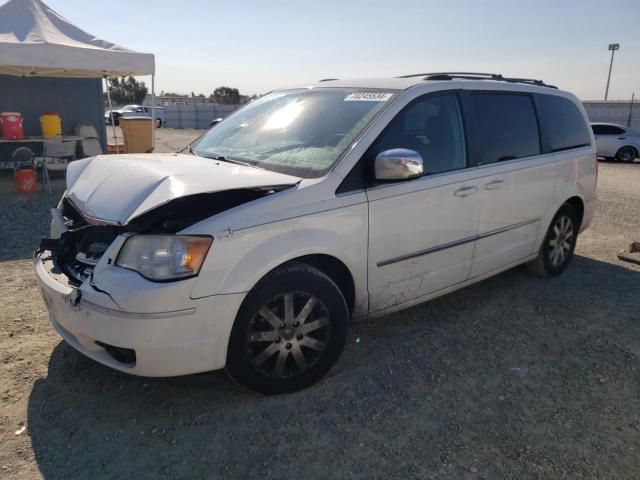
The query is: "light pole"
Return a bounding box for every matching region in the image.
[604,43,620,101]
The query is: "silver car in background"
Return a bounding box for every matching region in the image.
[591,122,640,162]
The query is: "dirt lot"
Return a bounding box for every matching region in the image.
[1,132,639,479]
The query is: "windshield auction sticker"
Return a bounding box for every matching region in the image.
[344,92,394,102]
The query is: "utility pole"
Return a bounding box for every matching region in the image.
[628,92,635,127]
[604,43,620,101]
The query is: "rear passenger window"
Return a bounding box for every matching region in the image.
[469,93,540,165]
[369,94,467,175]
[536,95,591,151]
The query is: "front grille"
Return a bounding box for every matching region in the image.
[53,225,118,286]
[60,256,95,286]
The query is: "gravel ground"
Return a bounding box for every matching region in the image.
[105,125,202,155]
[0,135,639,479]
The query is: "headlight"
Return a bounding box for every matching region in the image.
[116,235,212,281]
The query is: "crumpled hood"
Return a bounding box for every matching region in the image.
[65,153,300,225]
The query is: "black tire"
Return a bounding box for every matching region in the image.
[526,204,579,277]
[226,262,349,394]
[616,146,637,163]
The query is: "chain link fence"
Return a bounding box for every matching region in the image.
[583,101,639,130]
[162,104,239,129]
[161,100,639,131]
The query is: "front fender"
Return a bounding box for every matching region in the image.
[189,204,369,315]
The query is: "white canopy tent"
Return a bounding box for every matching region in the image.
[0,0,156,149]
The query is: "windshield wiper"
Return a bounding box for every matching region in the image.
[204,153,258,169]
[179,144,197,155]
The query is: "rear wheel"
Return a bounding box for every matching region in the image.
[226,262,348,394]
[527,204,579,277]
[616,146,637,163]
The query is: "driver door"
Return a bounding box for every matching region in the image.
[366,92,480,313]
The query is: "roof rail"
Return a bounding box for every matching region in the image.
[397,72,557,89]
[318,78,338,82]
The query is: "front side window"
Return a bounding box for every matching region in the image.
[536,95,591,151]
[469,93,540,165]
[367,94,467,175]
[190,88,397,178]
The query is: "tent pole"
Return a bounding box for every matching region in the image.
[104,76,119,154]
[151,74,155,151]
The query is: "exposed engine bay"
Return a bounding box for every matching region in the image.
[38,187,287,286]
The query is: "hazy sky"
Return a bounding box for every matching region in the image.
[42,0,640,100]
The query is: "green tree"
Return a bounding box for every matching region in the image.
[106,76,148,105]
[212,86,241,105]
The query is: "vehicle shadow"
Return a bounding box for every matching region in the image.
[598,156,639,164]
[27,255,640,479]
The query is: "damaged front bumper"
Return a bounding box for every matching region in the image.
[34,251,246,377]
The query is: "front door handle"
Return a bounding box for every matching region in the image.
[453,186,478,197]
[485,179,505,190]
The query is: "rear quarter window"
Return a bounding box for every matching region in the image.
[536,95,591,152]
[592,124,625,135]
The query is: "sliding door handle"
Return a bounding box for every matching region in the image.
[453,186,478,197]
[485,179,505,190]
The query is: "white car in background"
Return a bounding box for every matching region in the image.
[35,73,597,394]
[591,123,639,162]
[105,104,165,127]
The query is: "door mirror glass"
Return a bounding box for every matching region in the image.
[374,148,424,181]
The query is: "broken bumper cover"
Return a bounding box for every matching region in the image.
[34,252,245,377]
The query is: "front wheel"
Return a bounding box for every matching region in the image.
[616,146,637,163]
[226,262,348,394]
[527,204,579,277]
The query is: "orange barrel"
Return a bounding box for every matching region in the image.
[15,168,37,193]
[0,112,25,140]
[40,112,62,138]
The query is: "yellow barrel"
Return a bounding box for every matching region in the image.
[40,112,62,138]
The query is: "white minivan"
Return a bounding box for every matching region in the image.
[35,73,597,394]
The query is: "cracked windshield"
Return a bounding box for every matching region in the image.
[191,88,396,178]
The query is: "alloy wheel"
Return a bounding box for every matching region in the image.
[618,147,635,162]
[246,292,331,378]
[548,215,574,267]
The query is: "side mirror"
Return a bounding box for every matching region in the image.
[374,148,424,181]
[210,117,224,128]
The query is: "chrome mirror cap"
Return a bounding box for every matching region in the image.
[374,148,424,181]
